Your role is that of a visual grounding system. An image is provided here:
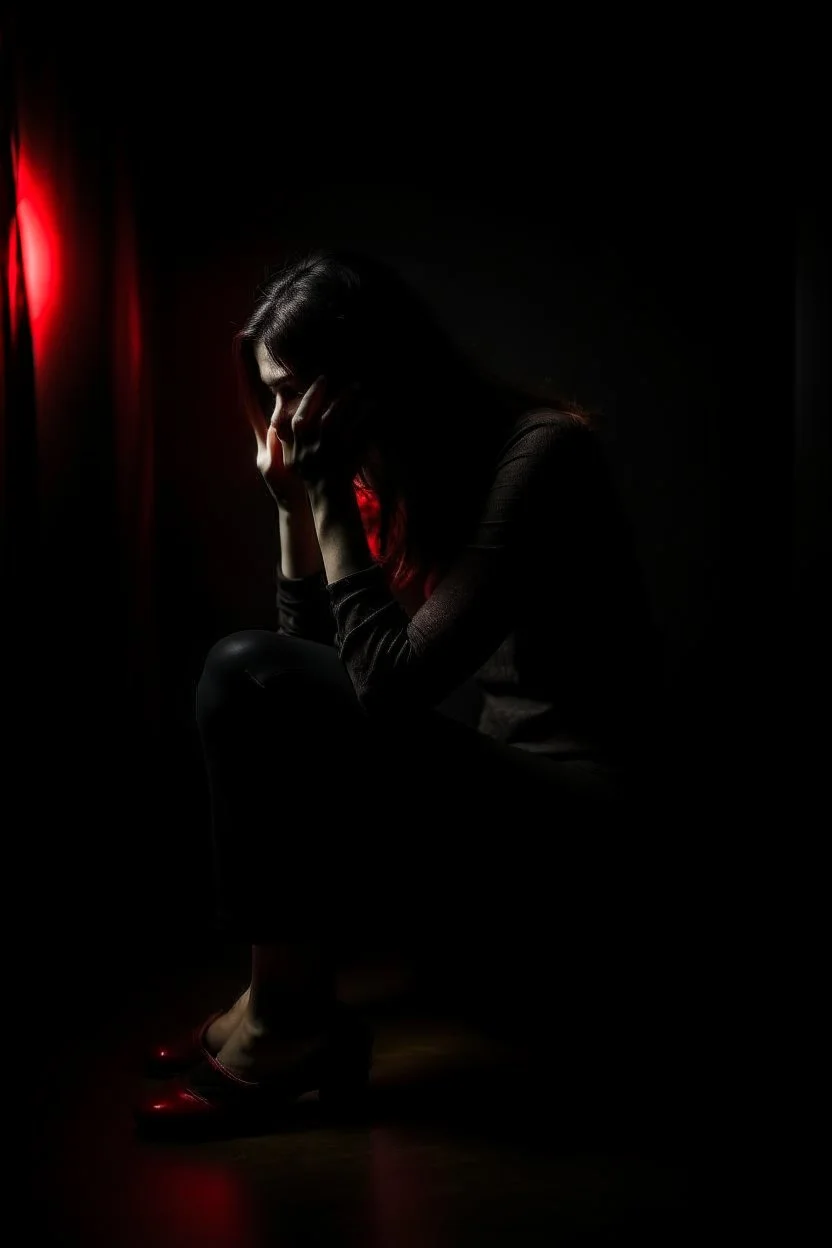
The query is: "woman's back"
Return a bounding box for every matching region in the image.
[331,404,662,764]
[467,407,662,761]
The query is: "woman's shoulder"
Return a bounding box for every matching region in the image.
[502,405,596,454]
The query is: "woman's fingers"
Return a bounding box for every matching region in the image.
[319,384,365,439]
[292,375,327,438]
[272,406,295,444]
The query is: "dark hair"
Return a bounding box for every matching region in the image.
[234,249,590,595]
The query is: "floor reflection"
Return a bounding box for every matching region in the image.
[30,1003,693,1247]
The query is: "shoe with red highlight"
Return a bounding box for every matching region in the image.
[134,1006,373,1138]
[144,1009,225,1077]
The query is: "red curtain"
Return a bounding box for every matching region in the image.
[2,21,158,732]
[1,27,38,628]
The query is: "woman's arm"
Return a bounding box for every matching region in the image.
[245,374,334,640]
[304,480,375,585]
[274,496,335,642]
[278,494,325,580]
[301,413,583,715]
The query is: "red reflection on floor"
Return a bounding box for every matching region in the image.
[131,1159,260,1248]
[369,1128,450,1248]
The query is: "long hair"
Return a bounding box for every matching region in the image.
[234,249,590,596]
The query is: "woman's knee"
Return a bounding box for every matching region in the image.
[196,630,352,728]
[196,630,284,725]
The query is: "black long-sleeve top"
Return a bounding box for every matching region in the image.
[277,409,662,762]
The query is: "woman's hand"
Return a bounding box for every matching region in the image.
[245,392,308,509]
[284,376,366,492]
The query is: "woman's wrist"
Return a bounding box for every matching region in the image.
[274,483,312,515]
[306,478,374,584]
[304,476,356,513]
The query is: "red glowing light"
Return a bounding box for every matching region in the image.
[16,196,52,322]
[10,153,61,337]
[7,216,23,341]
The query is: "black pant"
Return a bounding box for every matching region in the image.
[195,631,655,944]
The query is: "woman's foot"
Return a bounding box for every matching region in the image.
[213,1005,330,1082]
[145,985,254,1076]
[134,1002,373,1135]
[203,987,251,1053]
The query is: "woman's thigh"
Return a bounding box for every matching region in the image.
[350,709,640,930]
[200,631,644,928]
[200,630,625,804]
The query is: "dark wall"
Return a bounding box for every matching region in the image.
[8,16,812,946]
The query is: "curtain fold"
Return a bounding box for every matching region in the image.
[112,146,158,727]
[1,28,39,631]
[4,18,159,745]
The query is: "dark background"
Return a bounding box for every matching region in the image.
[5,17,826,970]
[5,21,829,1244]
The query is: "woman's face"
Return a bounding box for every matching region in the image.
[254,338,386,484]
[254,340,307,439]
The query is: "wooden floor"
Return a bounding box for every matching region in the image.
[26,922,700,1247]
[18,703,712,1246]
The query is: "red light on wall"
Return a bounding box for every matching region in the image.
[7,215,24,341]
[10,152,61,339]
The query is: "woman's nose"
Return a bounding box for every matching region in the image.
[271,399,295,438]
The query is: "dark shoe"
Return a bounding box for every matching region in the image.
[134,1006,373,1138]
[145,1009,225,1077]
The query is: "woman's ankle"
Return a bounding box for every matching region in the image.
[246,987,336,1035]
